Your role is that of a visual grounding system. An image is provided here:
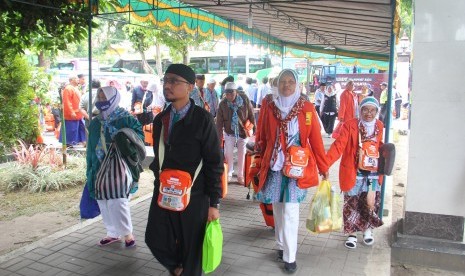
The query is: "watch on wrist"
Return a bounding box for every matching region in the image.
[212,203,220,209]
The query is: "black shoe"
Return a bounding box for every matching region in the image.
[284,262,297,274]
[277,250,283,261]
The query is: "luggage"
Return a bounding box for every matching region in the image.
[259,203,275,228]
[143,123,153,146]
[244,151,252,187]
[221,162,228,198]
[378,143,396,176]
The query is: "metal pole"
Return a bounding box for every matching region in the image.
[281,42,285,68]
[227,21,232,76]
[88,0,93,122]
[379,0,396,219]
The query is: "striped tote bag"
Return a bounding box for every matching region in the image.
[95,143,133,200]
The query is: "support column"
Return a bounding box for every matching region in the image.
[391,0,465,272]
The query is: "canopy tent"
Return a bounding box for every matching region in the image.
[112,0,284,53]
[105,0,400,61]
[286,48,389,70]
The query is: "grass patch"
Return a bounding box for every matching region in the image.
[0,185,82,221]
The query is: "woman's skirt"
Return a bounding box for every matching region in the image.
[59,119,86,145]
[343,172,383,234]
[256,170,307,203]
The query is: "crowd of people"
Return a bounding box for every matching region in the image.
[49,65,404,275]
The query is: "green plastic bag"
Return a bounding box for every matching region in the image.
[202,219,223,274]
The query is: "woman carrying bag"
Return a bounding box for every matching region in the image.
[254,69,329,274]
[326,96,384,249]
[86,86,144,248]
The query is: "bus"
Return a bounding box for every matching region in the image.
[189,53,272,86]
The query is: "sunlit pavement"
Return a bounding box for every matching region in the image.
[0,133,393,276]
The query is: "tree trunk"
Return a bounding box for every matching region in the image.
[182,45,189,65]
[155,42,163,77]
[139,49,155,75]
[37,51,50,68]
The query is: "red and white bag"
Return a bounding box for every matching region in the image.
[283,145,310,179]
[358,132,379,172]
[157,125,202,211]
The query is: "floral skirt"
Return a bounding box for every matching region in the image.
[256,170,307,203]
[343,172,383,234]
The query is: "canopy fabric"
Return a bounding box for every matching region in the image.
[286,49,389,70]
[109,0,401,61]
[115,0,283,53]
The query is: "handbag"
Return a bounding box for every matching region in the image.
[202,219,223,274]
[79,184,100,219]
[243,119,254,137]
[358,131,379,172]
[94,143,134,200]
[157,125,203,211]
[283,145,310,179]
[133,91,147,115]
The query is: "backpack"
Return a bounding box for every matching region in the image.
[322,95,337,113]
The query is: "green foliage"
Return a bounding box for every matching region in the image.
[0,55,39,157]
[29,68,53,103]
[399,0,413,37]
[0,1,91,58]
[0,153,86,193]
[159,29,212,64]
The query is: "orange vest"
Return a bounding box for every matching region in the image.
[338,89,357,122]
[255,97,328,191]
[62,85,83,120]
[326,119,384,191]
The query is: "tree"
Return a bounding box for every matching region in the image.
[123,24,159,75]
[399,0,413,38]
[159,29,212,64]
[0,0,119,66]
[0,1,90,59]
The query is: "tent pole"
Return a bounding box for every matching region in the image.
[228,20,232,76]
[88,0,93,122]
[379,0,397,219]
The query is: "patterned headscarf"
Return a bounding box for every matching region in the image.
[226,91,244,140]
[98,86,121,119]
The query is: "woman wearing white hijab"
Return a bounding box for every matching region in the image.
[326,97,385,250]
[255,69,329,273]
[85,86,144,248]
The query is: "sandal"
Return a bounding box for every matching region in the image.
[345,235,357,249]
[125,239,136,248]
[98,237,120,246]
[363,229,374,246]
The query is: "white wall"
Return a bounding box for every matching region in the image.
[406,0,465,216]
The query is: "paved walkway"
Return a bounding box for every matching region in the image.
[0,137,393,276]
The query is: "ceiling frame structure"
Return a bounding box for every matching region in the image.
[174,0,400,61]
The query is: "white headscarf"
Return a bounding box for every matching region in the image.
[98,86,121,119]
[273,69,301,118]
[325,85,336,97]
[359,96,380,136]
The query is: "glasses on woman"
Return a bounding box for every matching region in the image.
[361,107,377,115]
[163,77,190,86]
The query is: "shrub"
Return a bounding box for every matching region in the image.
[0,154,86,193]
[0,141,86,192]
[0,55,39,158]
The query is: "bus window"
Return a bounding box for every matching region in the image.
[190,57,207,74]
[249,57,269,73]
[231,57,246,73]
[208,57,228,73]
